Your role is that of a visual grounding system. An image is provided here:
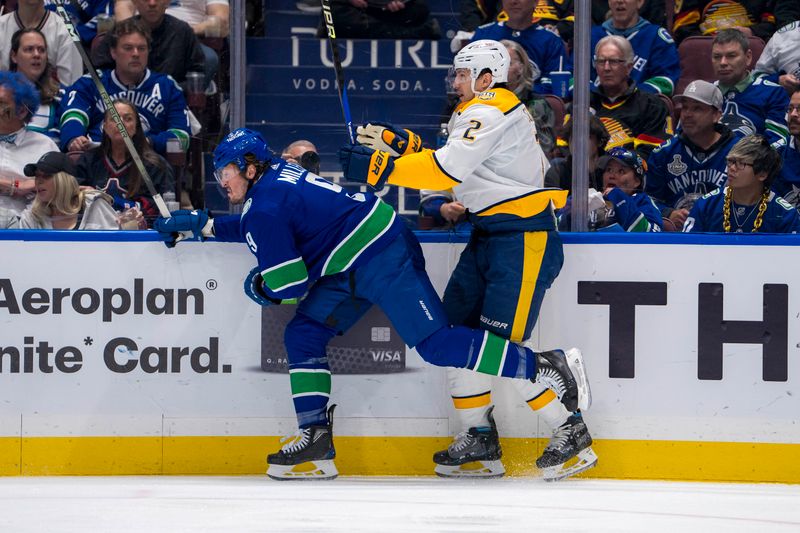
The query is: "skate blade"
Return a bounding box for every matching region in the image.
[565,348,592,411]
[434,460,505,478]
[541,447,598,482]
[267,460,338,481]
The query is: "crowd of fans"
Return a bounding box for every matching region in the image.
[414,0,800,234]
[0,0,225,231]
[1,0,800,233]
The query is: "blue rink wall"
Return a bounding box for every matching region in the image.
[0,230,798,482]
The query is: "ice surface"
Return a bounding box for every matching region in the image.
[0,476,798,532]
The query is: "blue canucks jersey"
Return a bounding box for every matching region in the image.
[717,75,790,149]
[59,68,191,154]
[213,161,403,300]
[645,126,740,212]
[590,19,680,96]
[684,187,800,233]
[471,23,568,95]
[773,138,800,205]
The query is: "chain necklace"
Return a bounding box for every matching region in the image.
[722,186,769,233]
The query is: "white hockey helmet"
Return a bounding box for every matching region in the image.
[453,39,510,91]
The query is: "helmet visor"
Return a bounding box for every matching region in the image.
[214,162,244,186]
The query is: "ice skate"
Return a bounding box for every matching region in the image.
[267,405,338,480]
[433,407,505,478]
[536,412,598,481]
[531,347,592,412]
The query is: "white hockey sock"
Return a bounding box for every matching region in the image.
[512,380,569,429]
[454,403,492,433]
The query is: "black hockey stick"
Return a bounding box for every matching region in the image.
[320,0,355,143]
[52,0,172,219]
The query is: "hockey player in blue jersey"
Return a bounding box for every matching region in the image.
[559,147,662,232]
[339,40,597,481]
[645,80,741,230]
[683,135,800,233]
[153,127,591,480]
[589,0,680,96]
[59,18,191,155]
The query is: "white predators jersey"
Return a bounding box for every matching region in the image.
[437,89,551,213]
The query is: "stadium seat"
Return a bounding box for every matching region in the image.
[544,94,566,133]
[675,35,766,95]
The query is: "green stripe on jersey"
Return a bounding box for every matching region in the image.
[475,332,509,376]
[644,76,675,96]
[289,369,332,397]
[322,200,396,276]
[262,257,308,293]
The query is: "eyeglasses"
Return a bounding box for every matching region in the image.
[593,57,628,67]
[726,157,753,170]
[787,105,800,115]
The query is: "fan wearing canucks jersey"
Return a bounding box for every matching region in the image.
[470,0,568,95]
[645,80,740,230]
[153,127,590,481]
[711,29,789,150]
[58,18,191,155]
[684,135,800,233]
[588,0,680,96]
[340,40,597,482]
[773,89,800,207]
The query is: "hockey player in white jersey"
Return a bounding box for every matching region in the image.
[340,39,597,481]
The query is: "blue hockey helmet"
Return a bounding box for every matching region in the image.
[213,128,271,183]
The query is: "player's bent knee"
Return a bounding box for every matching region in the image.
[414,327,456,367]
[284,313,337,364]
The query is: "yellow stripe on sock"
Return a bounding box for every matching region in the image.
[452,392,492,410]
[527,388,557,411]
[510,232,547,342]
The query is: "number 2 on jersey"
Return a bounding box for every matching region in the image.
[462,120,482,141]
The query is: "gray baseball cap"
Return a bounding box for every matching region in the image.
[674,80,723,111]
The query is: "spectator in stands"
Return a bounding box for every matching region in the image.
[470,0,569,95]
[558,146,662,231]
[545,114,609,193]
[19,151,121,229]
[320,0,441,39]
[683,134,800,232]
[582,35,671,158]
[712,29,789,148]
[502,39,556,157]
[589,0,680,96]
[9,28,61,142]
[673,0,800,44]
[96,0,204,85]
[646,80,740,230]
[164,0,229,90]
[0,0,83,85]
[0,70,60,215]
[281,139,320,174]
[593,0,666,27]
[75,98,174,224]
[754,21,800,95]
[772,88,800,207]
[43,0,113,46]
[59,18,191,155]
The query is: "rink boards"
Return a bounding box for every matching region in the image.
[0,231,798,482]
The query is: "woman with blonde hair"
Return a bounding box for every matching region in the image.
[19,152,120,230]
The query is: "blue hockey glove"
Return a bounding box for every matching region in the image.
[338,144,395,190]
[153,209,210,248]
[244,266,285,306]
[356,122,423,157]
